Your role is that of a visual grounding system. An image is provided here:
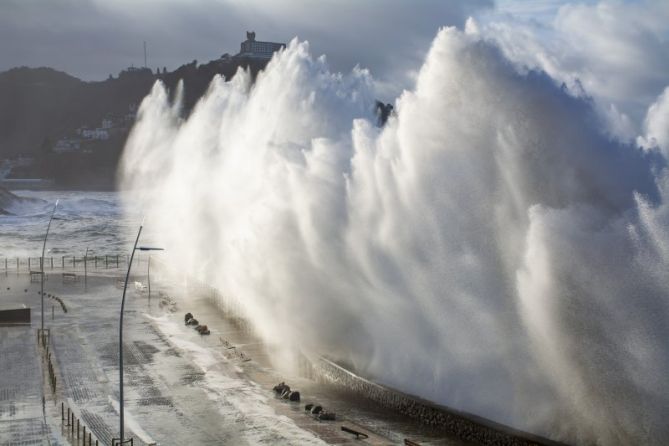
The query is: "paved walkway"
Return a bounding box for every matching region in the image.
[0,324,48,446]
[1,269,465,445]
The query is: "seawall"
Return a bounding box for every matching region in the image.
[192,277,569,446]
[312,358,567,446]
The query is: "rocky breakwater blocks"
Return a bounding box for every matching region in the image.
[313,358,566,446]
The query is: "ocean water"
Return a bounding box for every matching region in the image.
[0,190,137,259]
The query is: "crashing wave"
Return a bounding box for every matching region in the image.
[120,28,669,445]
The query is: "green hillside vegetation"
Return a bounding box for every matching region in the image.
[0,56,268,189]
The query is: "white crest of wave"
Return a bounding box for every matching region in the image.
[120,29,669,445]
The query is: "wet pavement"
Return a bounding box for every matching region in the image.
[0,322,48,445]
[0,266,467,445]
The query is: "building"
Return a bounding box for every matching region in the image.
[237,31,285,59]
[81,128,109,140]
[53,138,81,153]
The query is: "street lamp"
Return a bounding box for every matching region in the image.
[147,254,151,301]
[84,247,89,289]
[40,200,58,345]
[118,224,163,443]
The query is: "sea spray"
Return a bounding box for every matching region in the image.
[120,28,669,445]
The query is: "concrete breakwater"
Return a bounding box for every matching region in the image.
[189,276,568,446]
[313,358,567,446]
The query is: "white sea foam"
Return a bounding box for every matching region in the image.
[121,28,669,445]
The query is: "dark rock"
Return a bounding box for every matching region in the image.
[318,411,336,421]
[273,382,289,395]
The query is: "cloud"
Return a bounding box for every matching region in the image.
[638,86,669,155]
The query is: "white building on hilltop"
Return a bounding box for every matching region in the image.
[236,31,285,59]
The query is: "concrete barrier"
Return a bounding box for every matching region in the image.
[313,358,568,446]
[191,275,570,446]
[0,305,30,324]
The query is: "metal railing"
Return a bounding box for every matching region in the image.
[1,253,153,273]
[38,332,104,446]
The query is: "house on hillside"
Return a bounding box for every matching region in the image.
[53,138,81,153]
[81,128,109,140]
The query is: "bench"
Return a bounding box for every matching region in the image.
[29,271,45,283]
[62,273,78,283]
[340,426,370,439]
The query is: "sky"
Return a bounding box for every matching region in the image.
[0,0,667,130]
[0,0,492,83]
[0,0,587,84]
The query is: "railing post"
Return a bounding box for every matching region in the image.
[51,257,54,269]
[62,256,65,268]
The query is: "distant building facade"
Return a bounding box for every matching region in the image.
[53,138,81,153]
[81,128,109,140]
[237,31,285,59]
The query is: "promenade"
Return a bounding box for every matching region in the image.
[0,267,465,445]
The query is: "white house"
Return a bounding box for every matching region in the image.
[81,128,110,140]
[53,138,81,153]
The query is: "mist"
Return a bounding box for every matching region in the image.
[120,28,669,445]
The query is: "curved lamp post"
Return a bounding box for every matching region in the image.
[84,247,89,289]
[118,224,163,443]
[147,255,154,301]
[40,200,58,344]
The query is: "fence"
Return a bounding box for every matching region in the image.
[1,253,153,273]
[38,331,104,446]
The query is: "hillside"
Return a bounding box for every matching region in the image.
[0,56,269,189]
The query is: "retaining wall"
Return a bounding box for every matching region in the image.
[192,277,569,446]
[0,307,30,324]
[313,358,567,446]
